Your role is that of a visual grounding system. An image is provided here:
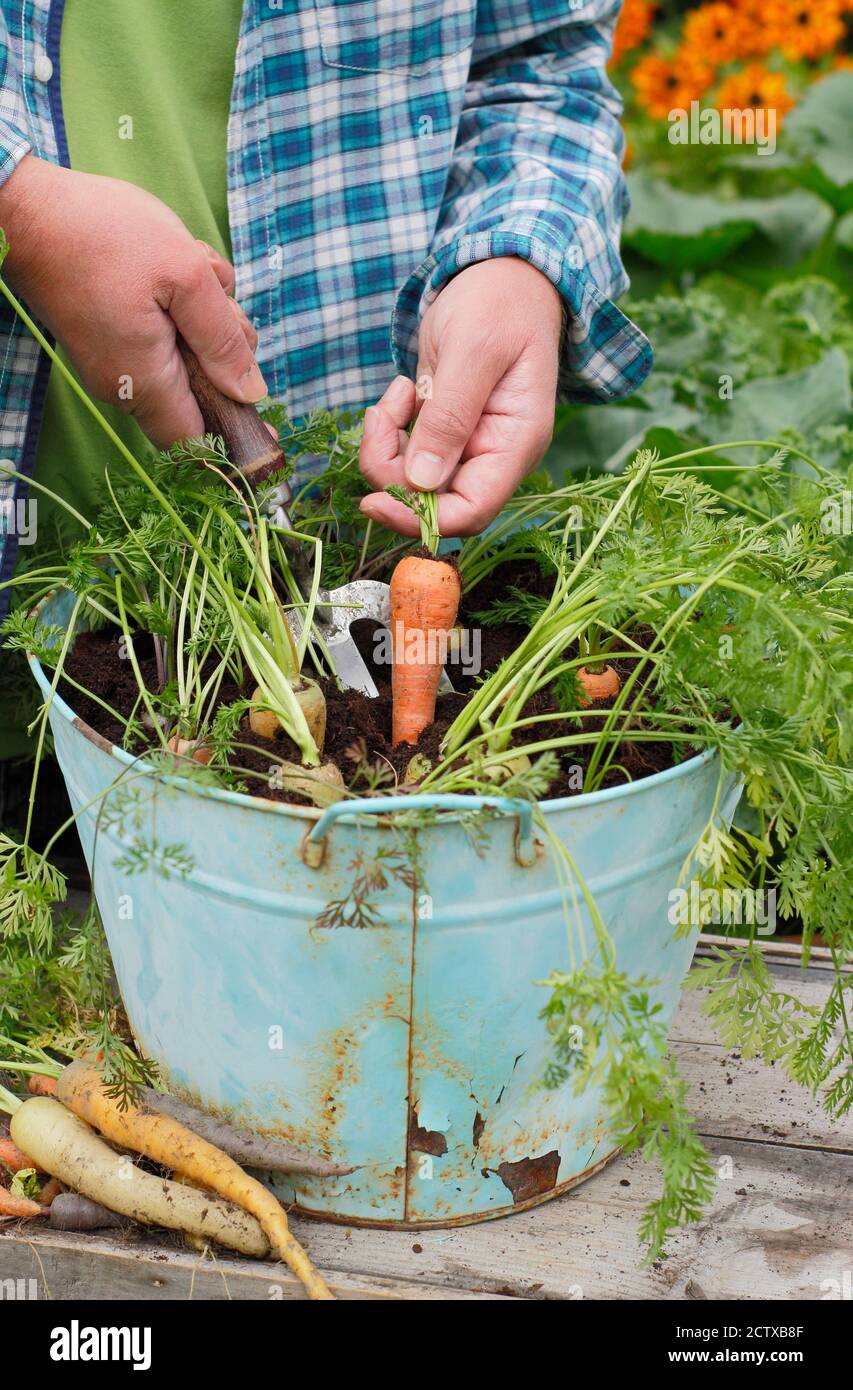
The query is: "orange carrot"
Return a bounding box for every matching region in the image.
[577,664,620,707]
[38,1177,63,1206]
[0,1137,33,1172]
[390,554,460,745]
[0,1186,45,1219]
[27,1074,58,1097]
[167,735,213,765]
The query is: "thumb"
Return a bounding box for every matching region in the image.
[404,343,498,492]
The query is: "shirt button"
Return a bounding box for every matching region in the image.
[33,53,53,82]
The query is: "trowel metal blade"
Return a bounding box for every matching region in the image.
[325,635,380,698]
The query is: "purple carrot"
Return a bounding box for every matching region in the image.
[139,1088,356,1176]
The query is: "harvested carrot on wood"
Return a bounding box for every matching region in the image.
[15,1054,351,1175]
[27,1074,58,1097]
[139,1087,355,1176]
[0,1185,45,1219]
[49,1192,133,1233]
[0,1136,33,1173]
[56,1061,332,1300]
[38,1177,63,1206]
[11,1097,268,1256]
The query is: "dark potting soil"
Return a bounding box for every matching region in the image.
[60,565,686,805]
[61,630,163,745]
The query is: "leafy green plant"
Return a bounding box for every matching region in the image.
[547,275,853,480]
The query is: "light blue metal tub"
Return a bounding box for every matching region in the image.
[30,589,742,1227]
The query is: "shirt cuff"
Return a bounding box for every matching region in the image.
[391,228,653,405]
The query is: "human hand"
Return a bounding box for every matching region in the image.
[359,258,562,537]
[0,155,264,447]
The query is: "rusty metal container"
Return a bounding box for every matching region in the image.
[31,588,741,1226]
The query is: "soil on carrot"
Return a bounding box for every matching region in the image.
[59,563,689,805]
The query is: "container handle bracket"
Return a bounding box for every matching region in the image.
[300,794,537,869]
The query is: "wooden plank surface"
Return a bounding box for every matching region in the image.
[671,984,853,1153]
[1,956,849,1301]
[0,1227,511,1301]
[289,1138,853,1301]
[678,1043,852,1153]
[3,1135,848,1301]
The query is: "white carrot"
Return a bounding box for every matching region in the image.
[11,1098,269,1258]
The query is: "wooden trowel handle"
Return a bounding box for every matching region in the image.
[179,340,285,489]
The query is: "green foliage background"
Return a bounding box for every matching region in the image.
[548,72,853,482]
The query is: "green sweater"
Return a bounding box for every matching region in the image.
[2,0,242,756]
[35,0,243,550]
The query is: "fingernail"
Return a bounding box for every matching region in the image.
[406,451,445,489]
[239,361,268,403]
[385,374,412,404]
[232,300,257,343]
[363,406,379,438]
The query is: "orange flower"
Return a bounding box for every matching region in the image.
[682,3,754,65]
[631,51,716,119]
[763,0,845,61]
[715,63,796,123]
[726,1,784,57]
[610,0,658,67]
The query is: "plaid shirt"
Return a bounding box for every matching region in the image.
[0,0,650,608]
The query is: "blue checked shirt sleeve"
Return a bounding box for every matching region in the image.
[0,12,34,188]
[391,0,652,404]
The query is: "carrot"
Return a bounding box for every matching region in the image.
[11,1097,268,1256]
[577,664,620,707]
[38,1177,63,1206]
[0,1136,33,1173]
[27,1074,57,1097]
[138,1087,355,1176]
[167,735,213,765]
[390,554,461,745]
[49,1192,133,1232]
[0,1186,45,1219]
[56,1061,332,1300]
